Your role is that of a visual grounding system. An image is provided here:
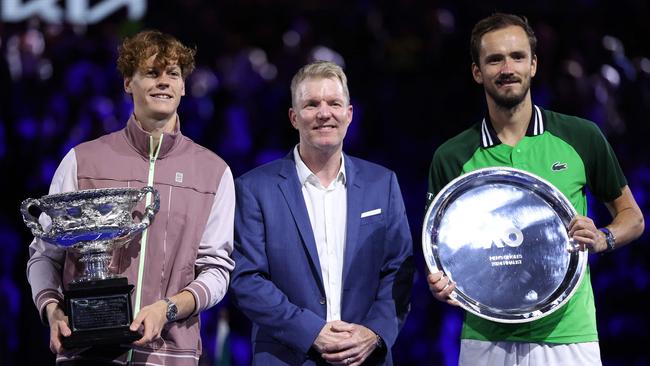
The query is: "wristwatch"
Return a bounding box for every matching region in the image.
[599,227,616,253]
[163,298,178,322]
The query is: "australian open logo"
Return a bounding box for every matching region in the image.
[485,226,524,267]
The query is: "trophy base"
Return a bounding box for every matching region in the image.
[62,327,142,349]
[63,277,141,349]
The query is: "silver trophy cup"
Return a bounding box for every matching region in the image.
[22,186,160,348]
[423,167,587,323]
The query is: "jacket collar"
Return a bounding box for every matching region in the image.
[480,105,545,148]
[124,114,182,159]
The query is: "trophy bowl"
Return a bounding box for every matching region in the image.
[21,187,159,250]
[422,167,587,323]
[21,186,160,348]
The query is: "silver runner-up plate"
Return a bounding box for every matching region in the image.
[422,167,587,323]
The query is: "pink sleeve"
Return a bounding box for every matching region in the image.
[26,149,78,322]
[183,166,235,315]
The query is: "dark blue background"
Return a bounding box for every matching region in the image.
[1,1,648,365]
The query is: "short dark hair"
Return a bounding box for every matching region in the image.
[470,13,537,65]
[117,30,196,78]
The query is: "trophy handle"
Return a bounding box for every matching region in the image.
[20,198,46,237]
[128,186,160,235]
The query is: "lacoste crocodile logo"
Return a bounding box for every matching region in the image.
[552,162,567,171]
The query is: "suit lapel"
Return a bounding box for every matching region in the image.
[277,154,324,290]
[343,154,362,283]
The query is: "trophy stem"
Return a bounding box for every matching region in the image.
[75,252,115,283]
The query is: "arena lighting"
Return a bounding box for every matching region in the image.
[1,0,146,25]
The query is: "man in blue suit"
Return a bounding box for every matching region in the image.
[230,61,414,365]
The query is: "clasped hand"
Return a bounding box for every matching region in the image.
[314,321,378,366]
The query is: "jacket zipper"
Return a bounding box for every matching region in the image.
[133,134,163,319]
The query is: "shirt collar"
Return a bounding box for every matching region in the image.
[480,105,545,148]
[293,145,346,187]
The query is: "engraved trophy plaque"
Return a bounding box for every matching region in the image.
[423,167,587,323]
[21,187,160,348]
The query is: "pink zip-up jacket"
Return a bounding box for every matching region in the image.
[26,116,235,365]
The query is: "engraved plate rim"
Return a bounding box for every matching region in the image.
[422,166,588,323]
[69,293,132,332]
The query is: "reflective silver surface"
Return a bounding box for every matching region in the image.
[423,167,587,323]
[21,187,160,282]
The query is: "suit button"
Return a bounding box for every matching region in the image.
[319,297,326,305]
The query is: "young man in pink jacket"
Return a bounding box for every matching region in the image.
[26,30,235,365]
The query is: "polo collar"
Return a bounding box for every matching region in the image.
[480,105,545,148]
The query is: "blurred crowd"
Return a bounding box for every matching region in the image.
[1,1,649,365]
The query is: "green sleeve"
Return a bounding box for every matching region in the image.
[583,124,627,202]
[426,125,481,210]
[427,149,457,208]
[544,110,626,202]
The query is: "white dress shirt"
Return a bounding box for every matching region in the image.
[293,146,347,321]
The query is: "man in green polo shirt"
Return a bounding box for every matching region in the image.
[426,13,645,365]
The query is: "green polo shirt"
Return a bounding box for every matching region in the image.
[426,106,626,343]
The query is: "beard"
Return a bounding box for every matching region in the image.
[485,75,531,109]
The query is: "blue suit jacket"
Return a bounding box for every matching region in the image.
[231,152,414,365]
